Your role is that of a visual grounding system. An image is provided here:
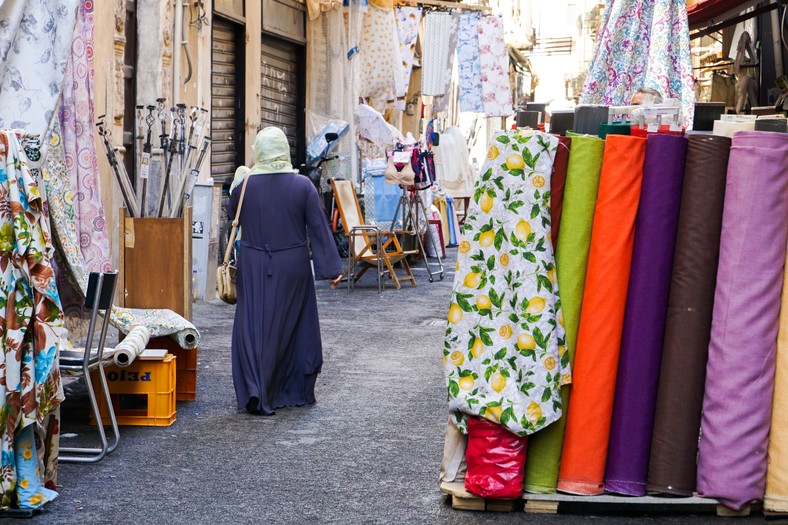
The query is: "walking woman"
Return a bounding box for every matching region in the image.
[228,127,343,415]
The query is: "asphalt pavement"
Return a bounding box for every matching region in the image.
[16,250,772,524]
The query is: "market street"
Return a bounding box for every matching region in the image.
[29,252,765,524]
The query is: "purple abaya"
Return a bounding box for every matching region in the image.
[228,173,343,414]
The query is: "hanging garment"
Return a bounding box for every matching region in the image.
[396,7,422,103]
[523,134,605,494]
[421,12,458,97]
[648,134,730,496]
[228,172,343,415]
[580,0,695,127]
[605,134,688,496]
[766,248,788,513]
[557,135,647,495]
[478,15,513,118]
[444,130,568,437]
[434,127,475,199]
[697,131,788,511]
[59,0,111,275]
[306,9,350,119]
[0,0,79,137]
[360,5,403,112]
[457,12,484,113]
[0,131,66,509]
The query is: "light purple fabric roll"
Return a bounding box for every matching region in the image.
[605,134,687,496]
[697,131,788,510]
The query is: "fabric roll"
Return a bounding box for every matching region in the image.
[604,134,688,496]
[113,326,152,368]
[557,135,647,495]
[110,307,200,350]
[598,122,632,139]
[754,119,788,133]
[478,15,513,117]
[549,136,571,247]
[422,12,458,96]
[697,131,788,511]
[457,12,484,113]
[574,106,609,136]
[524,134,606,493]
[765,245,788,512]
[711,119,755,138]
[647,134,730,496]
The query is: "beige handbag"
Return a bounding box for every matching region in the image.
[217,175,252,304]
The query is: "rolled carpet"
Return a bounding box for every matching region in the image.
[647,134,731,496]
[765,246,788,512]
[549,135,572,247]
[697,131,788,510]
[524,134,605,493]
[556,135,647,495]
[604,134,688,496]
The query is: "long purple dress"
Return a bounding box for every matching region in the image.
[228,173,343,414]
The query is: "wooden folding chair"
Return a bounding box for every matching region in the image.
[331,179,418,291]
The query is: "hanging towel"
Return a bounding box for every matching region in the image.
[697,131,788,511]
[361,5,403,111]
[524,133,605,494]
[457,12,484,113]
[478,15,513,118]
[422,12,458,97]
[557,135,647,495]
[444,131,568,437]
[604,134,688,496]
[647,134,730,496]
[396,7,422,103]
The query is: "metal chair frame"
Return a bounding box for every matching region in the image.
[59,272,120,463]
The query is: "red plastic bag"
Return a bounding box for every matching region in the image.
[464,417,528,499]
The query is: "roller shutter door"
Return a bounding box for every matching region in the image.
[211,18,243,182]
[260,35,304,164]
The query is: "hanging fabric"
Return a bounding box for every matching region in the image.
[697,131,788,511]
[0,0,80,137]
[421,12,458,97]
[360,5,403,112]
[444,130,568,437]
[0,131,66,509]
[59,0,111,275]
[478,15,513,118]
[396,7,422,107]
[456,12,484,113]
[306,8,349,120]
[580,0,695,127]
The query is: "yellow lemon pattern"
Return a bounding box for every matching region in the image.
[444,131,568,437]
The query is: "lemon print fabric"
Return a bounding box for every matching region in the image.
[444,130,570,437]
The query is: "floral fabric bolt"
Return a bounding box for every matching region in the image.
[478,15,513,118]
[444,131,569,437]
[0,132,66,508]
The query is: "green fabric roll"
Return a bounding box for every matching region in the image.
[599,122,632,139]
[524,133,606,493]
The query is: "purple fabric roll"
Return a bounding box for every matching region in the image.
[697,131,788,510]
[605,134,688,496]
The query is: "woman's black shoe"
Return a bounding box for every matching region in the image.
[246,397,263,415]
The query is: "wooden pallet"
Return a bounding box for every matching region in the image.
[440,481,518,512]
[522,492,755,517]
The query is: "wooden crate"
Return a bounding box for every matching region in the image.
[118,207,192,321]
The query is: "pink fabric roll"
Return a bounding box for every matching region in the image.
[696,131,788,510]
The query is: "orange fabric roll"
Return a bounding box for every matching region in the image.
[557,135,647,495]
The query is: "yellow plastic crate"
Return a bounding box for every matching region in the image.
[90,354,177,427]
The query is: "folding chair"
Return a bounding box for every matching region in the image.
[331,179,418,291]
[59,272,120,463]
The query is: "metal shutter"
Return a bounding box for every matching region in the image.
[211,18,242,182]
[260,35,303,164]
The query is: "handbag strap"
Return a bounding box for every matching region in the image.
[222,175,252,266]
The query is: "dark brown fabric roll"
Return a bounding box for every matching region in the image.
[550,136,571,247]
[647,134,731,496]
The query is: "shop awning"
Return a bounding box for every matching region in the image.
[687,0,764,30]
